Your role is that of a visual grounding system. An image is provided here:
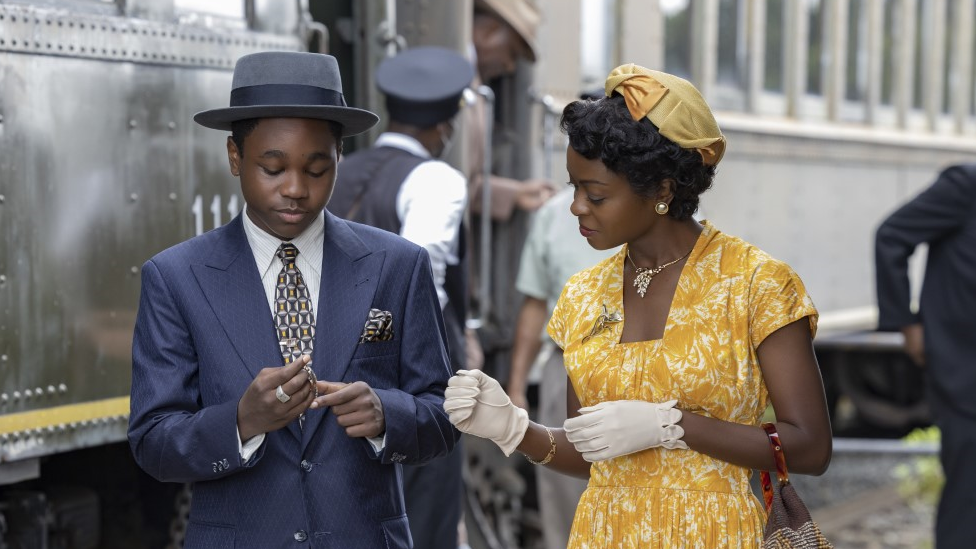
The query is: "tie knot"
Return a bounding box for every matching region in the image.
[277,243,299,263]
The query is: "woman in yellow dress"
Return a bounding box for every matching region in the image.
[444,64,833,548]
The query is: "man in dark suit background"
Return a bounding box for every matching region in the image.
[329,45,474,549]
[127,51,458,549]
[875,164,976,549]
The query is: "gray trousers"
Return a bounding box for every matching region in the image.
[536,347,588,549]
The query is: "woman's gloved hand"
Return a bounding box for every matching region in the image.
[443,370,529,456]
[563,399,688,462]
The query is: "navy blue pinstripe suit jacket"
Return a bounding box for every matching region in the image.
[128,211,458,549]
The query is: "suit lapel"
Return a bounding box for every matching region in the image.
[192,216,302,442]
[302,212,382,449]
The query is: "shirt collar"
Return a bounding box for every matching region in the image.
[242,206,325,279]
[374,132,431,159]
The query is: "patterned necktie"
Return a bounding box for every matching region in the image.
[275,243,316,365]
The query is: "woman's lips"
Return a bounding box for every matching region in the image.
[579,225,595,238]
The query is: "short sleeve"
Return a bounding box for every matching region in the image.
[748,260,818,349]
[546,283,572,349]
[515,209,551,300]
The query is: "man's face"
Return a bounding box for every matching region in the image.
[473,15,526,81]
[227,118,341,240]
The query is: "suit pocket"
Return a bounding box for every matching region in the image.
[380,515,412,549]
[350,344,399,388]
[352,339,399,360]
[184,520,235,549]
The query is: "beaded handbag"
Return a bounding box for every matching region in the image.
[760,423,833,549]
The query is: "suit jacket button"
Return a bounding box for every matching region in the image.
[294,530,308,542]
[300,460,312,472]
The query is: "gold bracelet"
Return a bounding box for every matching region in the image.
[524,426,556,466]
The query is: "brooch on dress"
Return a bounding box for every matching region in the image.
[582,304,622,343]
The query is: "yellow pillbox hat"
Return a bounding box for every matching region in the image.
[605,64,726,166]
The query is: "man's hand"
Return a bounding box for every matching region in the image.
[311,381,385,438]
[237,354,315,441]
[515,178,558,212]
[901,323,926,367]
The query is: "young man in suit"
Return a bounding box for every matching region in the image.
[875,164,976,549]
[127,51,458,549]
[328,46,473,549]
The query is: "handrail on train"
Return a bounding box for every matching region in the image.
[467,85,495,332]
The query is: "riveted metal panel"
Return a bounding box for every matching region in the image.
[0,1,303,463]
[0,2,299,68]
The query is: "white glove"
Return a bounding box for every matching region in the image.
[563,399,688,462]
[444,370,529,456]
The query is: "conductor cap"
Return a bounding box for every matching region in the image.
[376,46,475,128]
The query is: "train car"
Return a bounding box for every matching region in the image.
[0,1,317,546]
[494,0,976,439]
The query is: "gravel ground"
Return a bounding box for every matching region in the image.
[790,451,937,549]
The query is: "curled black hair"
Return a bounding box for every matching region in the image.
[230,118,344,154]
[559,93,715,220]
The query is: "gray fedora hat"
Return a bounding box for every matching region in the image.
[193,51,379,136]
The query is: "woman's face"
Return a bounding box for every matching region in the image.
[566,147,659,250]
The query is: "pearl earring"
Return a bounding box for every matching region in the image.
[655,202,669,215]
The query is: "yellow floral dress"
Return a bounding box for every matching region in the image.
[547,222,817,549]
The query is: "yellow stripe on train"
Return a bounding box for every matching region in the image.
[0,397,130,435]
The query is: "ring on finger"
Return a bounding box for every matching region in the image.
[275,384,291,403]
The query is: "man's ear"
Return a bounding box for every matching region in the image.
[227,136,241,176]
[335,139,343,159]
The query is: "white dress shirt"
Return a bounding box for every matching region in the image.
[376,132,467,310]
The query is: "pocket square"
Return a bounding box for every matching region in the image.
[360,308,394,343]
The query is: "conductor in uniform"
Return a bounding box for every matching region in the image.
[329,46,474,549]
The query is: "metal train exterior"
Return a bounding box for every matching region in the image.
[3,0,976,547]
[0,1,312,545]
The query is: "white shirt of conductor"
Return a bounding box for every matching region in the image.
[374,131,466,311]
[332,46,474,312]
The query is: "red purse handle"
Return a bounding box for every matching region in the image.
[760,422,790,512]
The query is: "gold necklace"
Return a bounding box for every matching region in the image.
[626,247,693,298]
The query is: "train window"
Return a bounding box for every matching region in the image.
[911,0,925,110]
[880,0,896,106]
[807,0,824,96]
[662,0,692,80]
[714,0,741,91]
[941,0,959,115]
[764,0,784,93]
[844,0,864,103]
[579,0,617,91]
